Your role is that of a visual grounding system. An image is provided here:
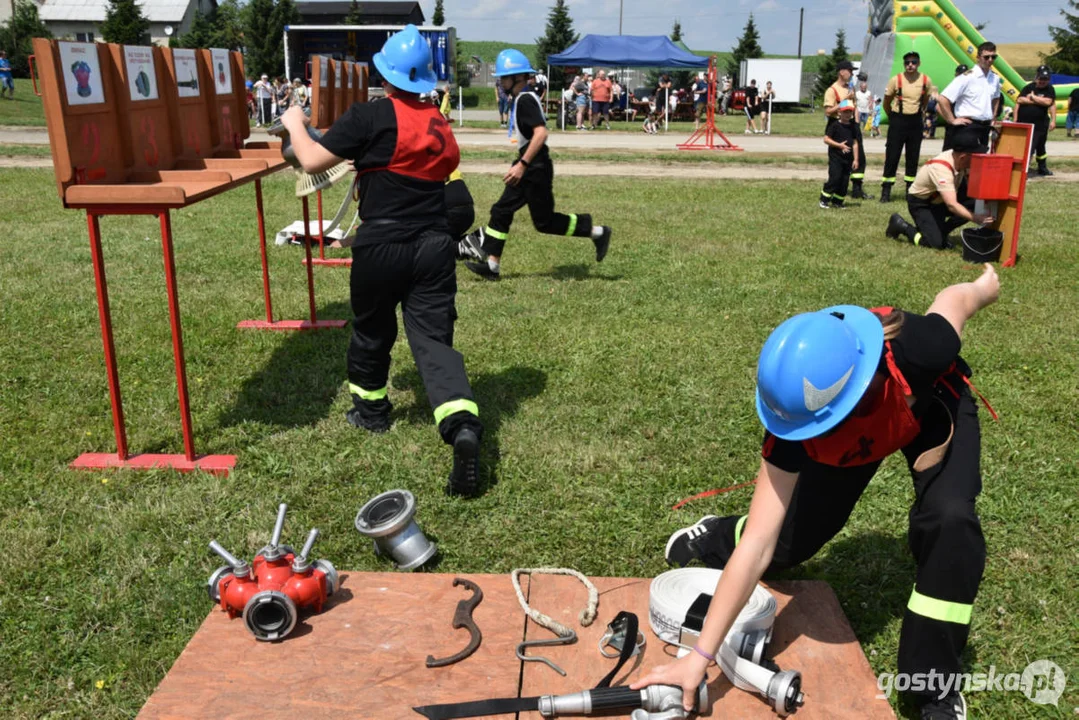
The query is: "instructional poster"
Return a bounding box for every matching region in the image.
[58,42,105,106]
[319,56,328,87]
[173,49,200,98]
[124,46,158,101]
[211,48,232,95]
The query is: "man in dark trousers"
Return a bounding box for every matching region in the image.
[281,25,483,496]
[938,42,1001,151]
[885,130,994,250]
[459,49,612,280]
[824,60,872,199]
[881,51,936,202]
[1016,65,1057,176]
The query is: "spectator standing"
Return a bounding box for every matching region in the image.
[720,75,732,115]
[573,73,590,130]
[254,74,274,127]
[275,77,290,115]
[0,51,13,100]
[497,80,510,127]
[590,69,613,130]
[1016,65,1057,176]
[880,51,935,202]
[655,72,672,125]
[533,69,549,104]
[820,99,859,209]
[872,98,883,137]
[759,80,776,134]
[855,76,874,128]
[692,73,708,130]
[743,79,760,134]
[824,60,872,199]
[290,78,308,109]
[937,42,1002,150]
[1068,84,1079,138]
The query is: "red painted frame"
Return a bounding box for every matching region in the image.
[678,57,742,152]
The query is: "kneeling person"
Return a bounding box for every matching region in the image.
[885,131,993,249]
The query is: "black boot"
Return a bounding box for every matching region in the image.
[885,213,917,243]
[346,397,393,433]
[1037,162,1054,177]
[446,427,481,497]
[879,184,892,203]
[851,180,874,200]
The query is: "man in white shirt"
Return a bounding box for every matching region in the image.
[253,74,274,127]
[938,41,1002,150]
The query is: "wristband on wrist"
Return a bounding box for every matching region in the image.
[693,644,715,662]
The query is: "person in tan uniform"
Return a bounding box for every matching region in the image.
[824,61,872,199]
[881,51,936,202]
[885,130,993,249]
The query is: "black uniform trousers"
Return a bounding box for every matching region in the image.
[348,224,481,444]
[693,384,985,695]
[883,114,925,186]
[445,178,475,241]
[821,154,853,205]
[482,156,593,258]
[1030,121,1049,166]
[907,192,974,249]
[826,117,867,188]
[942,120,992,151]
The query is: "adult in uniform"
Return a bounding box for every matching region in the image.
[881,51,936,202]
[1016,65,1057,177]
[641,264,1001,720]
[460,49,612,280]
[281,25,484,496]
[938,42,1001,151]
[825,60,872,199]
[884,131,994,250]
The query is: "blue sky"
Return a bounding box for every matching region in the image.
[418,0,1064,54]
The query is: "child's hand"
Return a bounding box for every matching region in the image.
[841,141,851,154]
[853,158,860,171]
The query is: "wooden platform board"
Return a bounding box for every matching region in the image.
[138,572,895,720]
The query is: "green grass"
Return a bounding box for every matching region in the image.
[0,80,46,126]
[0,169,1076,719]
[463,110,834,137]
[0,143,51,157]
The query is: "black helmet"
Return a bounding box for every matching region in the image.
[955,63,969,76]
[1036,64,1051,79]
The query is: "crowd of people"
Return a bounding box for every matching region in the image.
[248,74,311,126]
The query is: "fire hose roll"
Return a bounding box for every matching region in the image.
[648,568,776,646]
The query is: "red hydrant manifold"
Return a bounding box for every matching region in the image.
[207,503,340,641]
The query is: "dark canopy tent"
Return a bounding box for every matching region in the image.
[547,34,709,68]
[547,35,709,129]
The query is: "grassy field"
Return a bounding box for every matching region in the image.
[0,168,1076,719]
[0,80,46,126]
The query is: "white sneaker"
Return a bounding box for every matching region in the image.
[664,516,721,567]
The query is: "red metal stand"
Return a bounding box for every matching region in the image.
[678,57,742,152]
[72,209,236,475]
[304,188,353,267]
[236,181,347,330]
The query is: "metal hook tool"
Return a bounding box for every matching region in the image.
[516,630,577,676]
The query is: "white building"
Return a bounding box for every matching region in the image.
[37,0,216,46]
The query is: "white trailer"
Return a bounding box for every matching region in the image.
[738,58,803,103]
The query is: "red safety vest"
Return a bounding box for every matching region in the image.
[801,307,922,467]
[382,96,459,182]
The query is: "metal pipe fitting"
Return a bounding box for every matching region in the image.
[258,503,289,561]
[243,590,298,642]
[292,528,320,574]
[355,490,437,571]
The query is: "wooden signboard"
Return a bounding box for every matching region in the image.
[334,58,347,123]
[164,47,214,160]
[310,55,334,129]
[108,44,176,173]
[355,62,369,103]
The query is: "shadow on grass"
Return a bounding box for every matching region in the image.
[523,263,624,282]
[391,365,548,495]
[218,301,351,429]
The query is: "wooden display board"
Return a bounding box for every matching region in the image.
[311,55,335,129]
[988,122,1033,267]
[342,61,354,110]
[355,62,369,103]
[334,58,347,123]
[137,572,895,720]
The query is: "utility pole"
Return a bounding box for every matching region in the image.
[797,8,804,58]
[619,0,623,34]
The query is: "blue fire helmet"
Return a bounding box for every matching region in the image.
[493,49,537,77]
[755,305,884,441]
[373,24,437,94]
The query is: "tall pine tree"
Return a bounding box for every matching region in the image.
[214,0,246,51]
[813,29,849,103]
[244,0,276,77]
[1046,0,1079,74]
[343,0,362,25]
[433,0,445,26]
[535,0,578,88]
[179,10,215,48]
[727,13,763,82]
[100,0,150,45]
[268,0,301,77]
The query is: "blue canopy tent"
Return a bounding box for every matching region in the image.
[547,35,709,129]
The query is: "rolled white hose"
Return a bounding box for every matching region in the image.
[648,568,776,648]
